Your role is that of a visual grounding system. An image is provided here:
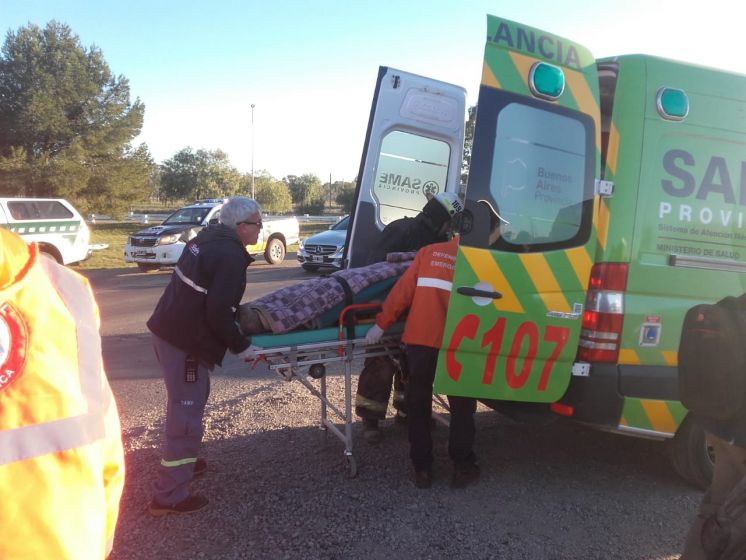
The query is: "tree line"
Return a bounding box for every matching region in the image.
[0,21,356,217]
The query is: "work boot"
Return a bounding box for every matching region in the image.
[450,462,480,489]
[149,494,209,517]
[413,468,433,489]
[193,458,207,478]
[363,418,382,444]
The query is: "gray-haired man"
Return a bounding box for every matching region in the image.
[147,196,262,515]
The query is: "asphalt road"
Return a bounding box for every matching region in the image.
[86,254,308,380]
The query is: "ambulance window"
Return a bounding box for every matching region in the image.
[372,130,450,225]
[462,87,594,252]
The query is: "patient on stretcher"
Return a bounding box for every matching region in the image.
[238,252,415,336]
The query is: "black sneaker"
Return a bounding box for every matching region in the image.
[363,418,382,444]
[414,469,432,489]
[193,458,207,478]
[149,494,209,517]
[451,462,480,489]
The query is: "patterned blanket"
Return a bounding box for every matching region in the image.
[241,254,414,334]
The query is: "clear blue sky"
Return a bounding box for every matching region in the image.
[2,0,742,183]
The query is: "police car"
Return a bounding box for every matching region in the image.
[124,199,300,272]
[0,197,91,265]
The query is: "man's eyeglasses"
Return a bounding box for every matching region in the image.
[239,220,262,228]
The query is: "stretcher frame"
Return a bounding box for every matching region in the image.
[250,304,403,477]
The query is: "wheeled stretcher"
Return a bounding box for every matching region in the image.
[250,304,404,477]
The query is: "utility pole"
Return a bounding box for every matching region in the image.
[250,103,255,199]
[329,172,333,209]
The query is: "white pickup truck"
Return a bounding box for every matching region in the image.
[123,200,300,272]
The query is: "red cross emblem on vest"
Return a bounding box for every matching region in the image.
[0,302,28,393]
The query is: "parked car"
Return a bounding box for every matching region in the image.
[124,199,300,272]
[0,197,91,265]
[297,215,349,272]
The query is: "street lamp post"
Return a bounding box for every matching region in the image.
[250,104,255,199]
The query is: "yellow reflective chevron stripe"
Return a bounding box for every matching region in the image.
[597,198,610,252]
[640,400,679,434]
[618,349,640,365]
[161,457,198,468]
[461,246,524,313]
[520,252,571,313]
[606,121,620,175]
[620,398,687,436]
[565,246,594,289]
[481,61,501,89]
[662,351,678,366]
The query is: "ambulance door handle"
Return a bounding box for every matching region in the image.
[456,287,503,300]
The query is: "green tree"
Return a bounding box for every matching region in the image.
[0,21,154,214]
[285,173,325,213]
[240,171,292,213]
[160,147,241,202]
[335,181,357,212]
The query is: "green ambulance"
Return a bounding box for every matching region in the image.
[347,14,746,488]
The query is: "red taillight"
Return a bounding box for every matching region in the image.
[577,263,628,363]
[550,402,574,417]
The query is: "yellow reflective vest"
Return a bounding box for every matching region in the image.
[0,229,125,559]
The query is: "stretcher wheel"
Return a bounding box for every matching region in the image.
[308,364,326,379]
[346,454,358,478]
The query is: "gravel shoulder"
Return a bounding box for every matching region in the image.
[109,358,697,560]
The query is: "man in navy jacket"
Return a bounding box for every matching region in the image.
[147,196,262,516]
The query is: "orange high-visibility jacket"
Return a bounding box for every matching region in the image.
[375,237,458,349]
[0,229,125,559]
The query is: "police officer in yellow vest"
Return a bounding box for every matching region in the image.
[0,228,125,559]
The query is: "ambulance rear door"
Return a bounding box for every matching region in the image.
[344,66,466,268]
[434,15,601,403]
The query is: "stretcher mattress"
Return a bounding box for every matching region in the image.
[251,322,404,349]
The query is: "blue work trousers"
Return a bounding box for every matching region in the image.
[151,334,211,505]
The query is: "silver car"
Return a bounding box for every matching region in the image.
[297,215,349,272]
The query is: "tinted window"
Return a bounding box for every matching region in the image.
[7,200,73,220]
[372,131,450,225]
[462,88,594,253]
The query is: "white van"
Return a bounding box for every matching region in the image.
[0,198,91,265]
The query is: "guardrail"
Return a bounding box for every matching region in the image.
[87,213,343,225]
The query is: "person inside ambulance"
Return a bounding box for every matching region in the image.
[365,191,462,264]
[364,230,483,488]
[357,191,464,444]
[0,228,125,559]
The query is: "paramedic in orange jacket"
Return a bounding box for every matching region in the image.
[365,236,479,489]
[0,228,125,559]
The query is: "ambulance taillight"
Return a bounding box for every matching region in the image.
[577,263,629,363]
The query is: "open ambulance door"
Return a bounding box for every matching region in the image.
[344,67,466,268]
[434,15,601,403]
